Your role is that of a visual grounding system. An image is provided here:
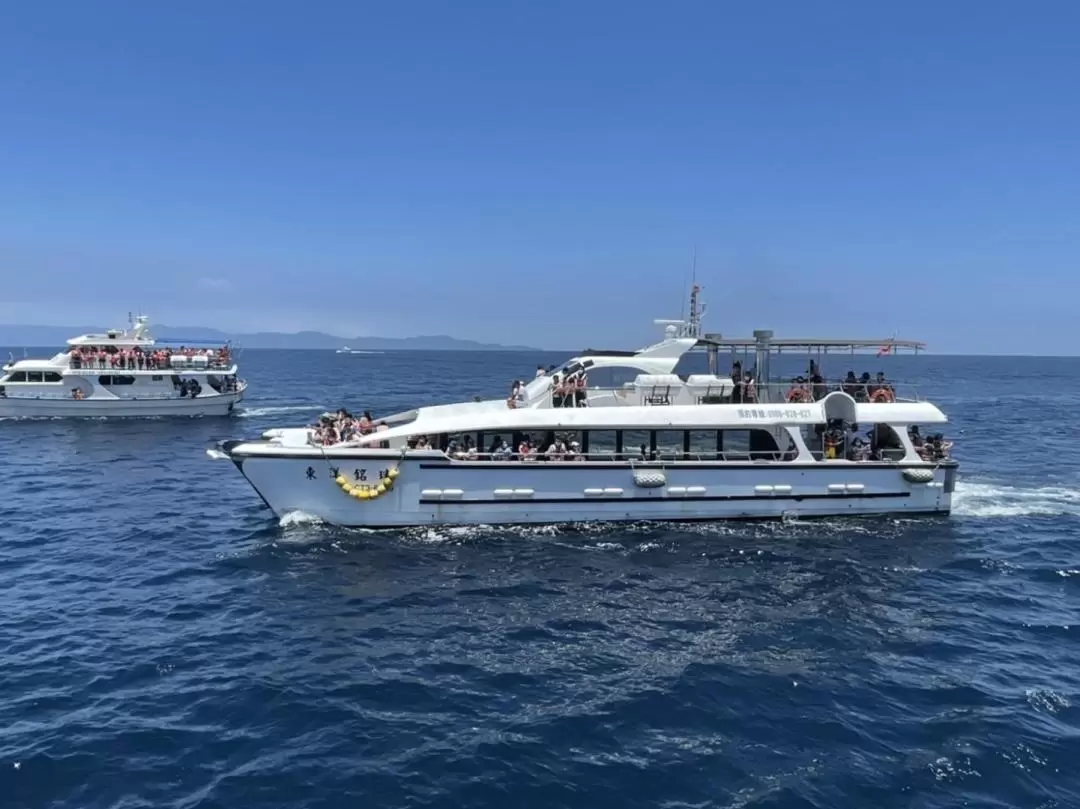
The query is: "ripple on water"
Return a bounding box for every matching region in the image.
[2,352,1080,808]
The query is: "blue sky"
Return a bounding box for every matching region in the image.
[1,1,1077,352]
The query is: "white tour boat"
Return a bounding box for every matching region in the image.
[212,287,957,527]
[0,315,247,418]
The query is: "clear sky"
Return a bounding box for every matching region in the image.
[1,1,1077,352]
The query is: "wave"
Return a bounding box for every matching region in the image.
[953,481,1080,518]
[278,510,326,527]
[238,405,326,419]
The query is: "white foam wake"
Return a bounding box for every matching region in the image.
[278,510,326,527]
[238,405,325,419]
[953,481,1080,518]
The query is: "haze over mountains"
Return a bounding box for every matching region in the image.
[0,324,541,351]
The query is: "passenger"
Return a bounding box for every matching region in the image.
[492,439,512,460]
[928,433,953,461]
[856,372,872,402]
[567,440,585,461]
[535,365,547,378]
[811,370,827,401]
[574,372,588,407]
[743,371,757,403]
[786,377,811,403]
[545,439,565,460]
[842,371,859,397]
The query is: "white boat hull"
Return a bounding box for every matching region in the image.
[0,389,244,418]
[222,447,957,527]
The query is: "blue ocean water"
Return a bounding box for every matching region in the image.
[2,348,1079,809]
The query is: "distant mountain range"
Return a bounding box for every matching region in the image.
[0,324,542,352]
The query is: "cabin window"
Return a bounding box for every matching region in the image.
[622,429,652,460]
[581,365,647,389]
[6,371,27,382]
[718,429,781,461]
[152,375,164,382]
[98,375,136,386]
[26,372,45,383]
[43,372,63,383]
[482,432,513,457]
[585,430,619,460]
[687,430,717,460]
[871,424,906,461]
[655,430,684,460]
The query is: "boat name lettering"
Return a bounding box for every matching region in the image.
[737,408,812,419]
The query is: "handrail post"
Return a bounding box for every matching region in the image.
[753,329,773,403]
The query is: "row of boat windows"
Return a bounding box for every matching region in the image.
[408,424,913,462]
[4,372,166,385]
[413,428,790,460]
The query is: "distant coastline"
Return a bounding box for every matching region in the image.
[0,324,543,352]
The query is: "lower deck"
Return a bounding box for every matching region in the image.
[224,445,958,527]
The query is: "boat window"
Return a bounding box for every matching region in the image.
[27,372,45,383]
[655,430,684,460]
[585,430,619,460]
[687,430,717,459]
[152,375,164,382]
[43,372,63,383]
[6,371,27,382]
[622,429,653,459]
[870,424,906,461]
[582,365,648,388]
[99,375,136,385]
[719,429,781,461]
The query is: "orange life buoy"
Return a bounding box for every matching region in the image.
[786,387,812,403]
[870,388,895,403]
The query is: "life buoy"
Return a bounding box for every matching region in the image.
[870,388,895,403]
[786,387,812,403]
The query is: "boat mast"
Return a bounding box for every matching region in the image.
[684,264,704,339]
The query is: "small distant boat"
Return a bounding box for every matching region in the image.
[335,346,381,355]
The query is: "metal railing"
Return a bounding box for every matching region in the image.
[531,379,919,408]
[68,358,235,372]
[0,390,240,402]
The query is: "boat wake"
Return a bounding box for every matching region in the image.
[239,405,325,419]
[278,510,326,527]
[953,481,1080,518]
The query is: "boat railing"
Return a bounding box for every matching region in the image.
[540,379,920,407]
[434,450,891,463]
[0,390,238,401]
[68,358,236,372]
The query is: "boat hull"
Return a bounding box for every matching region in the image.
[223,449,957,527]
[0,389,244,418]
